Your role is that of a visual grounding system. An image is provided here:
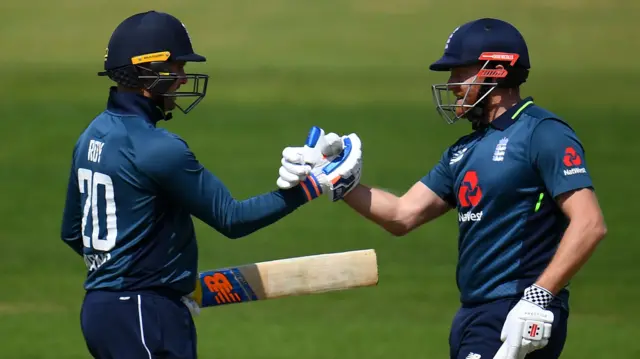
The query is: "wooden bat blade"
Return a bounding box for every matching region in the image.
[191,249,378,308]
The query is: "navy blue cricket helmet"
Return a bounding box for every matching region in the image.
[99,11,209,114]
[429,18,530,125]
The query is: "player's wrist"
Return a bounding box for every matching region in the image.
[522,284,555,309]
[298,174,323,202]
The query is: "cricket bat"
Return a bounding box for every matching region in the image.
[189,249,378,308]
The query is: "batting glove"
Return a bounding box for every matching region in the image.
[278,126,363,202]
[308,131,362,201]
[493,284,555,359]
[276,127,343,191]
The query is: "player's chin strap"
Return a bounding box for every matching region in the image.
[152,100,174,121]
[466,88,489,130]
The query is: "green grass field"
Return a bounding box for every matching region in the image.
[1,1,638,357]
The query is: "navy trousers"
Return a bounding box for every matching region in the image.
[449,298,569,359]
[80,289,197,359]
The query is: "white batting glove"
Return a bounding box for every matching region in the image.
[493,285,555,359]
[308,132,362,201]
[181,296,201,317]
[277,126,362,202]
[276,127,343,191]
[276,151,312,190]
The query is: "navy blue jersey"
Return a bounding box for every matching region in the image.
[421,97,593,308]
[61,87,309,296]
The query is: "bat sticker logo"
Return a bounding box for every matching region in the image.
[204,273,242,304]
[197,268,258,307]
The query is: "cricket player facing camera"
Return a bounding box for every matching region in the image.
[282,17,607,359]
[60,10,362,359]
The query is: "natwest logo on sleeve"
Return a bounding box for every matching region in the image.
[562,147,587,176]
[458,170,483,222]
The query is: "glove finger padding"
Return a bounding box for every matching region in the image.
[302,127,345,166]
[321,132,344,158]
[496,316,553,359]
[504,318,525,359]
[277,145,315,190]
[281,158,311,178]
[277,159,311,190]
[277,127,343,192]
[312,133,363,202]
[331,134,362,200]
[493,342,527,359]
[282,147,306,164]
[279,165,303,183]
[493,342,509,359]
[276,176,296,190]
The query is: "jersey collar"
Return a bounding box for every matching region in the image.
[106,86,169,124]
[490,96,535,131]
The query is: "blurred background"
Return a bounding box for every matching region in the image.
[1,0,638,358]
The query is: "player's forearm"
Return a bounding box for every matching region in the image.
[61,169,84,256]
[343,184,407,236]
[535,216,607,295]
[166,163,311,239]
[60,212,84,256]
[212,186,309,239]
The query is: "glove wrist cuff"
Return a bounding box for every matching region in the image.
[299,174,323,201]
[523,284,554,309]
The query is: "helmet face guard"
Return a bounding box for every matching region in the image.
[431,52,520,124]
[101,50,209,115]
[137,63,208,114]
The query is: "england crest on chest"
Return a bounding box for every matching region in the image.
[492,137,509,162]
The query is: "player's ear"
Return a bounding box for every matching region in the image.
[489,64,505,83]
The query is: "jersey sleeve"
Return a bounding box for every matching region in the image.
[141,135,309,239]
[60,145,84,256]
[530,119,594,198]
[419,148,456,207]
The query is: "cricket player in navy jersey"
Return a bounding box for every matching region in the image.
[281,17,608,359]
[60,10,362,359]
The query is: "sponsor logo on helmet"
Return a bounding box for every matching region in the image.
[131,51,171,65]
